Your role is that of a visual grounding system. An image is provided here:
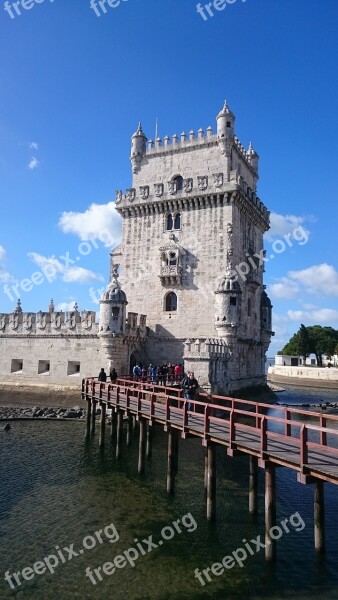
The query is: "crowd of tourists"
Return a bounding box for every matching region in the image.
[98,363,200,410]
[132,362,184,386]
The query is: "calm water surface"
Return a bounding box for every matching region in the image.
[1,385,338,600]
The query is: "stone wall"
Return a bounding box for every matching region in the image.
[268,366,338,389]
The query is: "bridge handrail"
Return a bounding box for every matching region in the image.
[82,378,338,456]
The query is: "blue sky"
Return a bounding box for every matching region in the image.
[0,0,337,355]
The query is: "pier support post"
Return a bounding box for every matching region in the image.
[91,400,97,435]
[138,418,146,474]
[99,403,106,448]
[249,456,258,514]
[126,415,133,447]
[314,480,325,553]
[116,410,123,459]
[207,443,216,522]
[265,463,276,561]
[85,399,92,439]
[111,408,117,440]
[146,422,152,458]
[204,449,208,489]
[167,428,178,494]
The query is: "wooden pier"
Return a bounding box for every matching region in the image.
[82,377,338,560]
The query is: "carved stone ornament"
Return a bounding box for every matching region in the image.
[36,312,47,329]
[115,189,123,204]
[9,314,19,330]
[139,185,149,200]
[23,314,33,329]
[154,183,164,197]
[81,311,93,329]
[168,180,177,195]
[126,188,136,203]
[183,178,193,193]
[197,176,208,191]
[227,223,233,234]
[213,172,223,188]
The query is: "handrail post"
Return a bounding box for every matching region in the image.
[261,416,267,456]
[229,409,235,448]
[300,424,308,473]
[320,415,327,446]
[204,404,210,444]
[285,408,291,437]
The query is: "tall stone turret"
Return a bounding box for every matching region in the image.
[99,270,128,335]
[214,275,242,340]
[130,122,147,174]
[216,99,235,141]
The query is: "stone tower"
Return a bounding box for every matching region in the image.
[111,101,273,393]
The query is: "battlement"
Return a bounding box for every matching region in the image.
[0,308,98,336]
[144,128,255,167]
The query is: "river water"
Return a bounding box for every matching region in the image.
[1,385,338,600]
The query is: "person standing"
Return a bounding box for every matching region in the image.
[182,371,199,411]
[110,367,117,383]
[98,367,107,382]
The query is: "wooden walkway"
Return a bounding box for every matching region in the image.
[82,377,338,485]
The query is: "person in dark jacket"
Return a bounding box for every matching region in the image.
[110,368,117,383]
[182,371,199,411]
[98,368,107,382]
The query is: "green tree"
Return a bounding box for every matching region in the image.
[280,325,338,366]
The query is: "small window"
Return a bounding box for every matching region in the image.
[166,214,173,230]
[112,307,120,321]
[11,359,23,373]
[230,297,237,306]
[174,212,181,230]
[226,121,231,128]
[67,361,81,376]
[248,298,252,317]
[173,175,183,191]
[165,292,177,312]
[38,360,50,375]
[169,252,177,266]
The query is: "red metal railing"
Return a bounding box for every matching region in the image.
[82,378,338,482]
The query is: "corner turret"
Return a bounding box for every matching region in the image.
[216,100,235,141]
[99,269,128,335]
[130,122,147,174]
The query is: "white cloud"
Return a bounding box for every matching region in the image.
[63,266,104,284]
[28,157,40,170]
[27,252,103,284]
[265,212,314,241]
[58,201,122,247]
[288,263,338,296]
[30,142,39,150]
[267,278,299,299]
[287,307,338,324]
[0,245,15,284]
[0,245,6,262]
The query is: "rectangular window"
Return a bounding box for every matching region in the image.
[67,361,81,376]
[11,359,23,373]
[38,360,50,375]
[230,297,237,306]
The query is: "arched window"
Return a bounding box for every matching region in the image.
[174,212,181,230]
[173,175,183,191]
[166,214,173,231]
[165,292,177,312]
